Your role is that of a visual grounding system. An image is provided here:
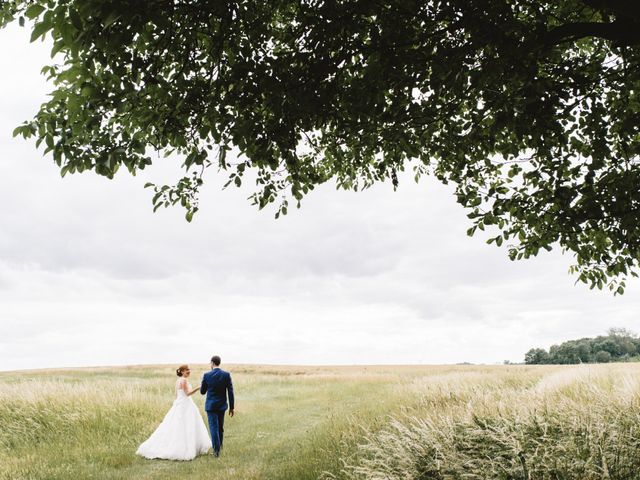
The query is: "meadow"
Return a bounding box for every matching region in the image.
[1,363,639,480]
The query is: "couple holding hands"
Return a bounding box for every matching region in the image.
[136,355,235,461]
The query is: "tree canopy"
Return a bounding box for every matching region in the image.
[2,0,640,292]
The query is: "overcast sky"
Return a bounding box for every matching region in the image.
[1,24,638,371]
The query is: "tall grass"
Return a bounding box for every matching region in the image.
[330,364,640,480]
[0,364,429,480]
[1,364,638,479]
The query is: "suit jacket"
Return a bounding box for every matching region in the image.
[200,367,234,412]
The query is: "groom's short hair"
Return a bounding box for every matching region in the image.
[211,355,221,366]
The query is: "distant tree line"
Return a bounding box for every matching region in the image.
[525,328,640,364]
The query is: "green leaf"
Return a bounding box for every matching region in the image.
[69,9,82,30]
[103,12,121,29]
[25,5,46,20]
[30,21,51,42]
[60,22,75,45]
[81,85,97,97]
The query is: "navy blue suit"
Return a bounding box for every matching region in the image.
[200,367,234,455]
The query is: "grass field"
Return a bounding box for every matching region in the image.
[1,363,639,480]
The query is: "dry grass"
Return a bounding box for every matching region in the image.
[1,364,639,479]
[0,364,428,480]
[327,364,640,480]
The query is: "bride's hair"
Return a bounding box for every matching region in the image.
[176,364,189,377]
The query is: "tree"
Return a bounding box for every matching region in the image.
[552,342,584,364]
[594,338,623,356]
[574,340,592,363]
[595,350,612,363]
[524,348,550,365]
[2,0,640,291]
[607,327,639,339]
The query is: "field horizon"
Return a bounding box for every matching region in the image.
[0,361,490,374]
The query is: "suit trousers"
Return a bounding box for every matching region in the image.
[206,410,225,455]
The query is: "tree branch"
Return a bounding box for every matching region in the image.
[545,20,640,46]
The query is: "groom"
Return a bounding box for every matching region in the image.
[200,355,235,456]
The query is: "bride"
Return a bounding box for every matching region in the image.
[136,364,211,460]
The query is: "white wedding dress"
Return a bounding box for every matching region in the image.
[136,378,211,460]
